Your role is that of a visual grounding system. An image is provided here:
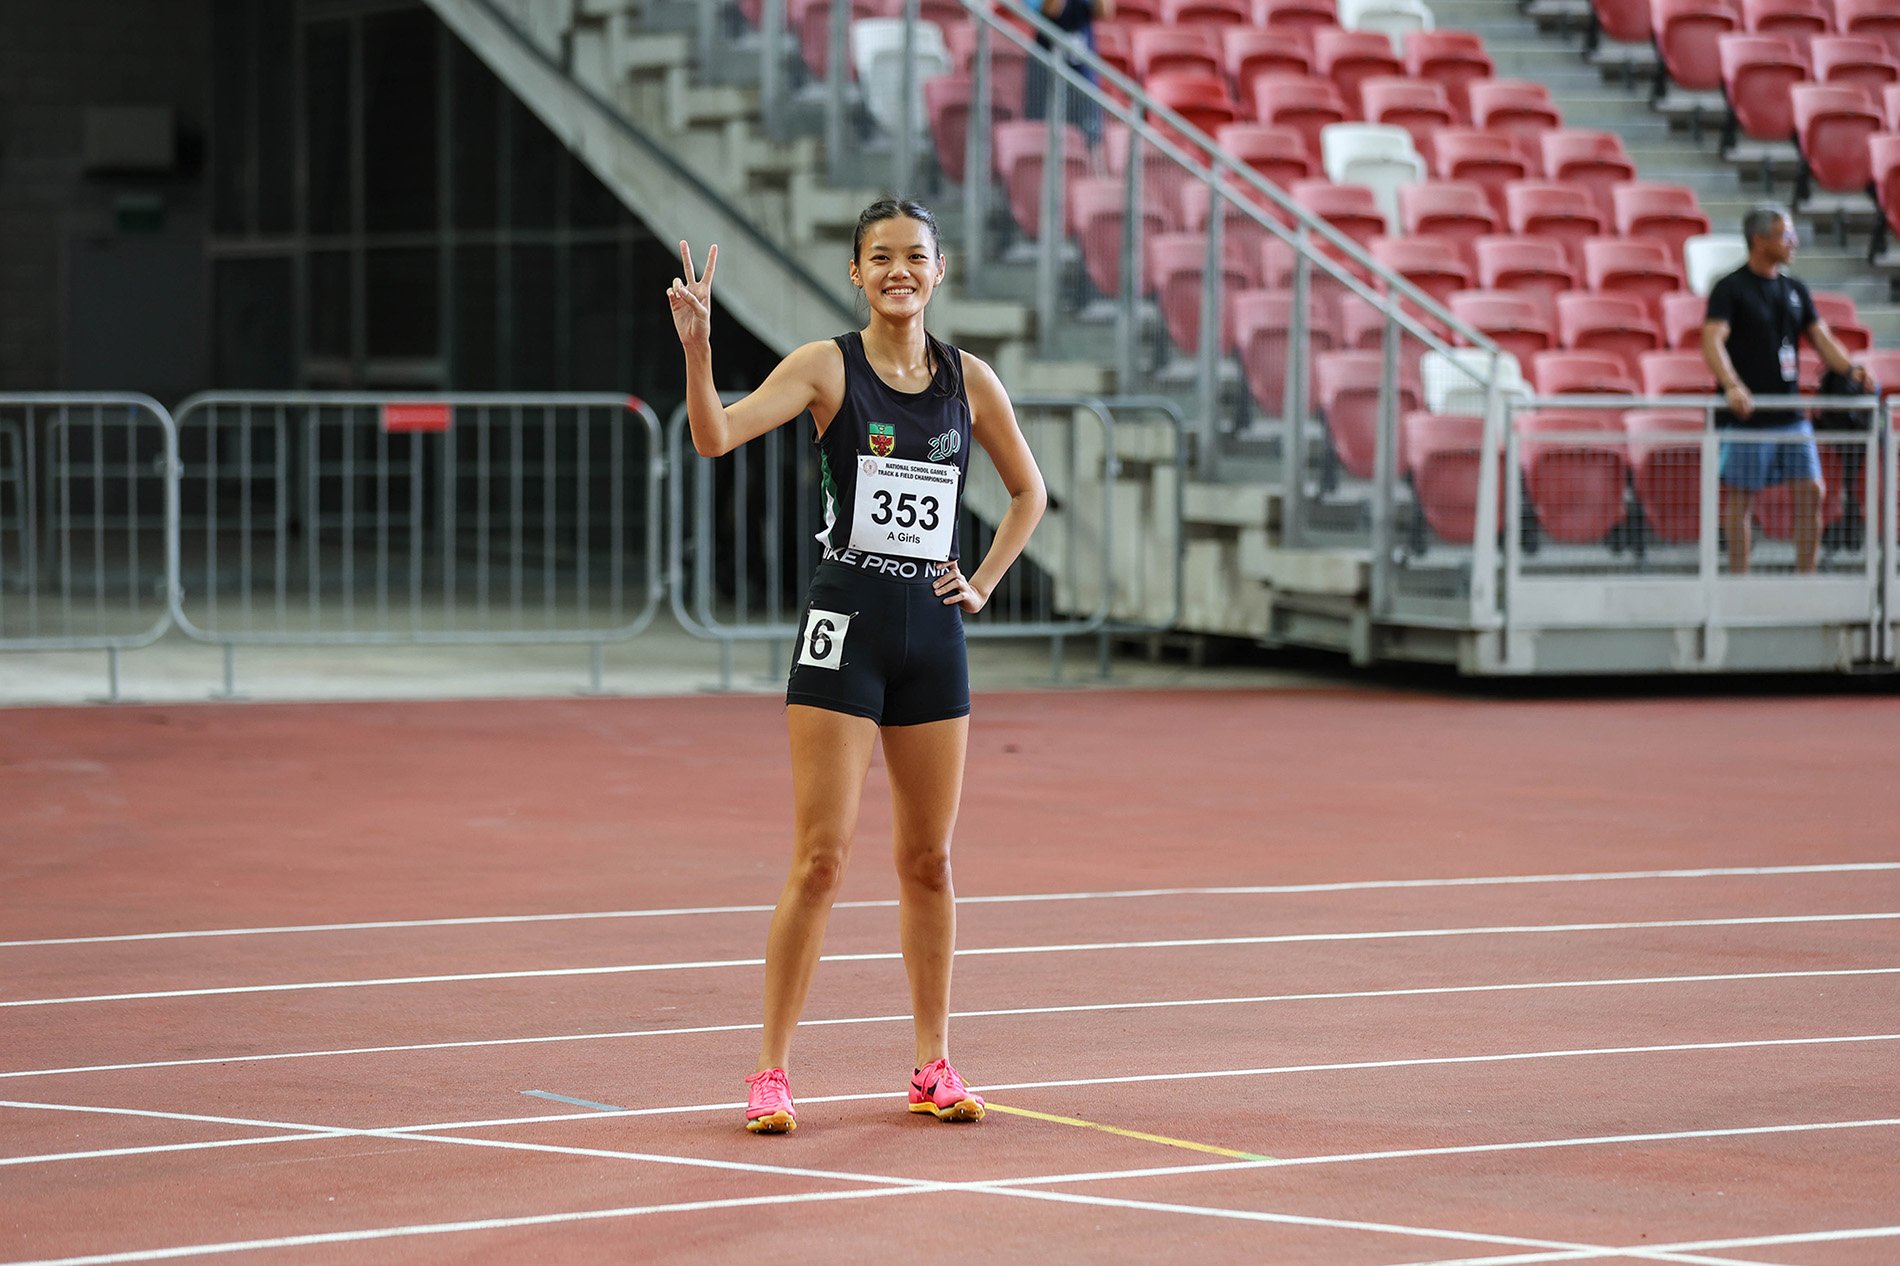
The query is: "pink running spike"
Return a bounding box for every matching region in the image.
[908,1057,986,1122]
[744,1067,796,1134]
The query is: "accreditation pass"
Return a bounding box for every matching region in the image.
[850,456,958,560]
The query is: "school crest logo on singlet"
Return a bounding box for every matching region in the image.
[868,422,895,458]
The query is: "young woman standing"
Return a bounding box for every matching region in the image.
[668,199,1046,1133]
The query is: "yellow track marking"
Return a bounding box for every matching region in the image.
[985,1102,1276,1162]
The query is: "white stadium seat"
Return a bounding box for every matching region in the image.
[1320,122,1426,226]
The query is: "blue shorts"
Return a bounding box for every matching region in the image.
[1719,421,1823,492]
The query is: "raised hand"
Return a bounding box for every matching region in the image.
[668,241,717,350]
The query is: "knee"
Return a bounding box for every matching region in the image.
[788,834,850,901]
[900,842,954,894]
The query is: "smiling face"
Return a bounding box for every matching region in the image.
[849,216,946,319]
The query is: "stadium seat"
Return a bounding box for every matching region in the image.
[1515,408,1633,544]
[1555,290,1663,378]
[1070,176,1170,299]
[1221,28,1312,89]
[1339,0,1435,50]
[1146,232,1254,354]
[1640,348,1720,395]
[1177,182,1283,274]
[1133,26,1222,79]
[1653,0,1744,93]
[1145,71,1242,143]
[1612,183,1715,259]
[1582,236,1687,321]
[1811,36,1900,96]
[1468,80,1565,137]
[792,0,873,80]
[1404,410,1498,543]
[1791,84,1885,195]
[1249,74,1352,160]
[1371,236,1474,308]
[1718,35,1811,144]
[1539,130,1639,219]
[1317,348,1424,478]
[1873,134,1900,262]
[1255,0,1342,40]
[1434,129,1535,219]
[1113,0,1163,19]
[1837,0,1900,61]
[1399,180,1501,269]
[1421,346,1529,414]
[1319,123,1426,225]
[1335,291,1408,347]
[1662,290,1712,348]
[1164,0,1253,23]
[991,121,1089,239]
[925,75,976,184]
[946,24,1028,118]
[1533,349,1639,395]
[1505,181,1609,268]
[1683,232,1749,293]
[1741,0,1833,44]
[1093,20,1137,80]
[1475,235,1578,323]
[1291,177,1391,250]
[1214,122,1318,189]
[851,20,952,140]
[1449,290,1556,365]
[1594,0,1654,46]
[1810,290,1874,352]
[1623,408,1708,543]
[1402,30,1495,122]
[1858,347,1900,394]
[1888,84,1900,128]
[1753,444,1847,538]
[1311,27,1405,113]
[1359,77,1456,166]
[1231,288,1337,416]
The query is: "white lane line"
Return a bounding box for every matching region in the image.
[9,912,1898,1010]
[7,862,1893,948]
[10,965,1896,1082]
[0,1134,342,1168]
[1384,1221,1900,1266]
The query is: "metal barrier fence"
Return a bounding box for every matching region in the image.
[0,394,180,699]
[668,393,1132,688]
[168,393,664,694]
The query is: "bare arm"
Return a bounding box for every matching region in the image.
[1805,319,1874,389]
[1701,318,1754,421]
[933,353,1047,614]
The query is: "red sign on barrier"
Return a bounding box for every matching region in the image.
[382,402,451,433]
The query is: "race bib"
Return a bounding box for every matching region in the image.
[797,608,850,670]
[849,456,958,559]
[1779,340,1797,384]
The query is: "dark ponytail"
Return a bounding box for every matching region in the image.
[852,197,964,401]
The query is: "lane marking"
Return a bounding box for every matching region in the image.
[0,1134,343,1168]
[985,1102,1276,1162]
[519,1090,623,1113]
[7,862,1893,948]
[9,964,1896,1082]
[9,912,1897,1009]
[1387,1221,1900,1266]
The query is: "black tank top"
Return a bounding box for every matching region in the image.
[814,331,973,578]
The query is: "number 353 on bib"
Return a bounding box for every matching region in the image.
[849,456,959,560]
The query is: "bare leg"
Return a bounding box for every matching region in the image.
[755,704,878,1074]
[1722,487,1753,575]
[880,715,970,1068]
[1792,477,1824,573]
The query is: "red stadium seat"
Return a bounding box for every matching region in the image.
[1475,235,1579,322]
[1221,28,1312,89]
[1177,182,1282,275]
[1624,408,1708,543]
[924,75,975,184]
[945,25,1028,118]
[1662,290,1712,349]
[1653,0,1743,92]
[1146,233,1254,354]
[1292,178,1390,251]
[1582,236,1687,321]
[1812,36,1900,96]
[1888,83,1900,127]
[1311,27,1404,113]
[1741,0,1833,45]
[1718,34,1810,143]
[1837,0,1900,61]
[1070,176,1170,299]
[1370,236,1473,308]
[1874,133,1900,260]
[1402,30,1495,122]
[991,121,1089,239]
[1539,130,1640,219]
[1145,71,1242,141]
[1093,20,1137,80]
[1791,84,1885,193]
[793,0,878,80]
[1468,80,1565,137]
[1639,349,1720,395]
[1505,181,1609,268]
[1556,290,1663,379]
[1810,290,1874,352]
[1533,349,1638,395]
[1249,74,1351,160]
[1232,288,1337,415]
[1858,347,1900,395]
[1594,0,1654,45]
[1434,129,1535,219]
[1164,0,1253,24]
[1399,180,1501,269]
[1215,123,1318,189]
[1515,409,1633,544]
[1612,183,1715,259]
[1334,292,1398,348]
[1359,77,1456,165]
[1449,290,1556,365]
[1132,26,1221,79]
[1255,0,1341,40]
[1752,444,1847,537]
[1316,349,1423,478]
[1404,411,1498,542]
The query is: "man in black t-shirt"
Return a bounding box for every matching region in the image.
[1702,205,1872,574]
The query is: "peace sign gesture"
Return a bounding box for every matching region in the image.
[668,241,718,351]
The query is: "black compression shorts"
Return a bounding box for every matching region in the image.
[785,560,971,727]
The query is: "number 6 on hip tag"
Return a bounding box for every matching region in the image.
[797,609,851,670]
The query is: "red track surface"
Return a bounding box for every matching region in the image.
[3,689,1897,1264]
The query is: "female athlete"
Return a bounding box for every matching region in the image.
[668,198,1047,1134]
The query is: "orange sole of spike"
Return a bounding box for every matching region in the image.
[745,1111,796,1134]
[908,1099,985,1122]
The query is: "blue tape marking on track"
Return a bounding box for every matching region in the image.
[520,1090,626,1112]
